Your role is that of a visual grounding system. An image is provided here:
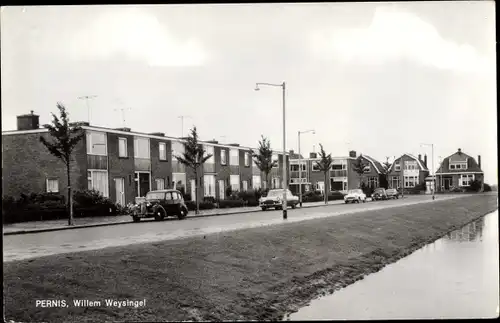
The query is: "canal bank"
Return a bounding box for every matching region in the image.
[286,210,499,320]
[3,194,497,322]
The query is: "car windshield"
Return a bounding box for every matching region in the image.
[348,189,362,194]
[267,190,284,197]
[146,192,165,201]
[375,189,384,193]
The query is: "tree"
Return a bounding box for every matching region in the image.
[380,156,392,189]
[252,135,278,189]
[315,144,334,204]
[174,127,213,215]
[39,103,84,226]
[352,155,368,188]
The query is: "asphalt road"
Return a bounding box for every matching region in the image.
[4,195,461,262]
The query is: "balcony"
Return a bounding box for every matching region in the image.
[330,169,347,177]
[290,171,308,178]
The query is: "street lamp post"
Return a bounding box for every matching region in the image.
[298,129,315,207]
[421,143,435,200]
[255,81,288,219]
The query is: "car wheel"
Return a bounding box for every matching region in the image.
[261,207,267,211]
[363,198,366,203]
[177,207,187,220]
[132,216,140,222]
[154,208,166,221]
[291,204,296,209]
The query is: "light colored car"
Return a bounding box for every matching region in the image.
[259,189,299,211]
[344,189,367,204]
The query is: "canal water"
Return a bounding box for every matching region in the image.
[286,210,499,320]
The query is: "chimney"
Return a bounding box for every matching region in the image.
[17,111,40,130]
[478,155,481,169]
[70,121,90,127]
[458,148,462,154]
[289,149,294,155]
[349,150,357,158]
[149,132,165,137]
[424,154,428,167]
[115,127,131,132]
[418,154,422,161]
[309,152,317,159]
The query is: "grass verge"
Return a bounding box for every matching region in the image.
[4,194,497,322]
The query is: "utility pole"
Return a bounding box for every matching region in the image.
[178,116,192,138]
[78,95,97,123]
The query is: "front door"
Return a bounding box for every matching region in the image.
[444,178,452,190]
[114,178,125,206]
[136,173,151,197]
[218,180,225,200]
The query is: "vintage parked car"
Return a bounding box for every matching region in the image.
[371,188,388,201]
[259,189,299,211]
[131,189,188,222]
[344,189,367,203]
[385,188,400,199]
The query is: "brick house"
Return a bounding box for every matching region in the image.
[435,148,484,192]
[288,150,385,194]
[354,153,386,189]
[386,154,429,190]
[2,112,289,205]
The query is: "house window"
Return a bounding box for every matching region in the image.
[155,178,165,190]
[459,174,474,187]
[230,175,240,191]
[221,149,227,165]
[450,162,467,170]
[363,164,371,173]
[46,178,59,193]
[159,142,167,160]
[405,161,417,170]
[86,131,107,155]
[368,176,379,188]
[204,145,215,164]
[204,175,216,197]
[394,163,401,171]
[172,173,186,190]
[312,162,321,172]
[290,164,299,172]
[87,170,109,197]
[272,177,280,189]
[404,176,418,188]
[244,152,250,167]
[252,176,261,190]
[230,149,239,166]
[118,137,128,157]
[242,180,248,191]
[134,137,150,159]
[272,154,279,168]
[172,141,185,159]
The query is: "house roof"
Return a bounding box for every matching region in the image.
[387,154,428,172]
[362,155,385,174]
[3,125,290,156]
[436,150,483,174]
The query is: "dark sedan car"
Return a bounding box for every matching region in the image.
[386,188,400,199]
[371,188,388,201]
[131,189,188,222]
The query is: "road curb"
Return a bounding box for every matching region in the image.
[3,201,346,236]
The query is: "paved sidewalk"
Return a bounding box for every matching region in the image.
[3,200,347,235]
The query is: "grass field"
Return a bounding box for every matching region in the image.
[4,194,497,322]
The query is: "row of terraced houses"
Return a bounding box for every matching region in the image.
[2,112,485,206]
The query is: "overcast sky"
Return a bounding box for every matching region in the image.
[1,3,497,183]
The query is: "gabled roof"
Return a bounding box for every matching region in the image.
[436,150,483,174]
[361,155,385,174]
[387,154,428,172]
